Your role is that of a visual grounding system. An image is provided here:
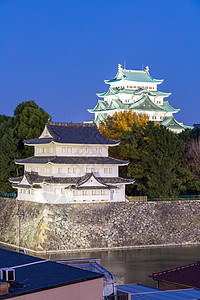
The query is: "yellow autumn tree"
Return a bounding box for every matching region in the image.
[98,110,149,159]
[98,110,149,141]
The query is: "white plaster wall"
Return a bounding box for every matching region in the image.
[55,145,108,157]
[18,183,127,204]
[50,164,118,177]
[35,145,56,156]
[110,80,158,91]
[17,189,35,202]
[24,164,119,177]
[35,145,108,157]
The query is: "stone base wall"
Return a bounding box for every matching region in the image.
[0,198,200,252]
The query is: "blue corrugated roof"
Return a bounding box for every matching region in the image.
[0,248,103,297]
[117,284,200,299]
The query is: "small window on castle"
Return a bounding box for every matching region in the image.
[134,86,136,88]
[86,168,90,173]
[109,168,112,174]
[137,86,140,89]
[149,87,152,89]
[104,168,108,174]
[91,168,95,172]
[58,168,62,174]
[54,188,58,194]
[67,168,71,174]
[99,148,102,154]
[67,147,72,154]
[73,168,77,174]
[93,148,97,154]
[61,188,65,195]
[62,147,66,154]
[45,167,50,174]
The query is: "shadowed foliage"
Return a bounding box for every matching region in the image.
[0,101,50,193]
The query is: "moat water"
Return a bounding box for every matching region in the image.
[2,243,200,287]
[37,245,200,287]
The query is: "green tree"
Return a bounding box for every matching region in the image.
[0,100,51,193]
[13,100,50,158]
[98,110,148,158]
[119,122,194,197]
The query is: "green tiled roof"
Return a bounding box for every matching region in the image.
[89,96,174,113]
[129,95,165,112]
[97,87,171,98]
[161,116,193,130]
[105,69,163,84]
[162,101,179,113]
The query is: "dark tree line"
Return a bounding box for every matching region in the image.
[0,101,50,192]
[99,113,200,197]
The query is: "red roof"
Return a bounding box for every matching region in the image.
[152,261,200,288]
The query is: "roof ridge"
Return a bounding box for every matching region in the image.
[48,121,96,128]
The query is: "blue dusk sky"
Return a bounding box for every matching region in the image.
[0,0,199,126]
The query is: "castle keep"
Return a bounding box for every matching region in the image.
[89,65,192,133]
[10,121,133,203]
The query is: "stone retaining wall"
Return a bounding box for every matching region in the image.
[0,198,200,252]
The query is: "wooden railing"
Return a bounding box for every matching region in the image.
[126,195,147,202]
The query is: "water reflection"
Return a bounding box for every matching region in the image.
[40,245,200,287]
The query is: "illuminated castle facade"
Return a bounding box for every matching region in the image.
[88,65,192,133]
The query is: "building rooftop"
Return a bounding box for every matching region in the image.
[152,261,200,289]
[161,116,193,130]
[0,248,103,298]
[89,97,179,113]
[24,121,119,146]
[105,67,163,84]
[10,172,133,189]
[117,283,200,299]
[15,156,129,166]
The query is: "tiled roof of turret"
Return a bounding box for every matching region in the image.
[129,95,165,111]
[161,116,193,130]
[10,172,134,186]
[105,68,163,84]
[15,156,129,165]
[24,122,119,145]
[89,96,178,114]
[162,101,179,113]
